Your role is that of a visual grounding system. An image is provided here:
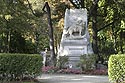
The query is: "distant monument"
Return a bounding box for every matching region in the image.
[58,9,93,68]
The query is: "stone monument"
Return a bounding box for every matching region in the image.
[58,9,93,68]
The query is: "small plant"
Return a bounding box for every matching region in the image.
[78,54,97,71]
[56,56,69,69]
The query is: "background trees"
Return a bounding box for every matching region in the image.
[0,0,124,57]
[0,0,49,53]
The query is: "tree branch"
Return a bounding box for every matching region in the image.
[26,0,44,17]
[97,21,114,32]
[89,0,99,17]
[26,0,37,16]
[88,0,99,26]
[80,0,85,8]
[42,2,48,13]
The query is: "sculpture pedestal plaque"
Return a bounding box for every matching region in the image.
[58,9,93,69]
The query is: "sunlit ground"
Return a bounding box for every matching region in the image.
[37,74,109,83]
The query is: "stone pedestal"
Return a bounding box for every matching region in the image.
[58,9,93,69]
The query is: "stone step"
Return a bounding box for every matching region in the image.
[67,54,83,57]
[61,42,88,46]
[61,39,87,42]
[68,56,80,61]
[61,39,88,46]
[69,58,80,61]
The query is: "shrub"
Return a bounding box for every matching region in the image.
[0,53,42,81]
[108,54,125,83]
[82,69,108,75]
[78,54,97,71]
[56,56,69,69]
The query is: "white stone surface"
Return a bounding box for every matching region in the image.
[58,9,93,68]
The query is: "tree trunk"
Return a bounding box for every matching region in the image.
[27,1,56,65]
[92,0,98,54]
[6,21,11,53]
[111,23,117,53]
[120,30,124,54]
[35,30,39,53]
[6,30,11,53]
[46,2,56,66]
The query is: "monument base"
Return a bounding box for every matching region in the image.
[58,9,93,69]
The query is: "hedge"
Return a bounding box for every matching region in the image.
[0,53,42,81]
[108,54,125,83]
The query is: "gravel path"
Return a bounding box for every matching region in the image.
[37,74,110,83]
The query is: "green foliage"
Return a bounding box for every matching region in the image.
[0,0,49,53]
[79,54,97,71]
[108,54,125,83]
[25,40,37,54]
[0,53,42,81]
[98,35,116,55]
[56,56,69,69]
[0,0,125,55]
[10,32,26,53]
